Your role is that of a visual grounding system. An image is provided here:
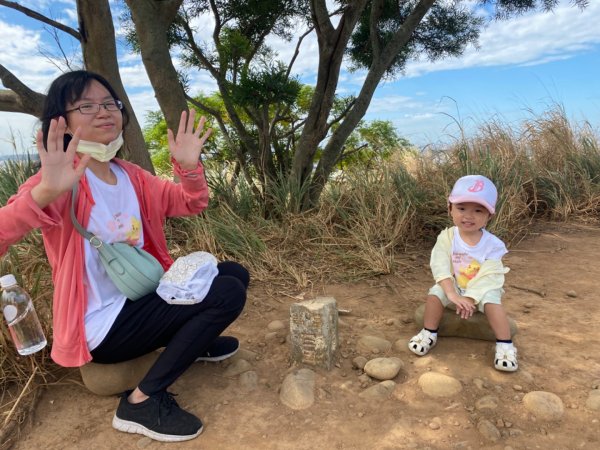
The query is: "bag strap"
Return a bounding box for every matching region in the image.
[70,183,104,248]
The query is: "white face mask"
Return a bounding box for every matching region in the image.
[76,133,124,162]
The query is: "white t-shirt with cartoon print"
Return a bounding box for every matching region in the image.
[451,228,507,294]
[83,163,143,350]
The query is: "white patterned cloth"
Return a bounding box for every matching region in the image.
[157,251,219,305]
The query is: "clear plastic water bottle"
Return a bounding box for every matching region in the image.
[0,274,47,355]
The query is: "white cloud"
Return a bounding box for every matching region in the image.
[126,89,161,125]
[0,19,68,89]
[119,63,152,89]
[0,113,38,155]
[404,1,600,77]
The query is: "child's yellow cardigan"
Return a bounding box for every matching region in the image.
[429,227,510,305]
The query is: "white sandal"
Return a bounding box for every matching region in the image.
[494,344,518,372]
[408,329,437,356]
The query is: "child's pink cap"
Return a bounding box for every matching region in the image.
[448,175,497,214]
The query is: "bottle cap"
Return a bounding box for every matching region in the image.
[0,274,17,288]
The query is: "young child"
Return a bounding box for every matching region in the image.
[408,175,518,372]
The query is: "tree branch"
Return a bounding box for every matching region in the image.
[311,0,335,36]
[369,0,385,61]
[0,0,81,41]
[184,93,221,118]
[285,26,314,79]
[179,17,220,79]
[186,94,235,149]
[325,98,356,134]
[0,64,45,117]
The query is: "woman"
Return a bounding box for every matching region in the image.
[0,70,248,442]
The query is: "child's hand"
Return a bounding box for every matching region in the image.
[448,294,476,319]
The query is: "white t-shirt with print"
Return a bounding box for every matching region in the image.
[83,163,143,350]
[451,228,507,293]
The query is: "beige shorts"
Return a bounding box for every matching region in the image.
[428,284,503,314]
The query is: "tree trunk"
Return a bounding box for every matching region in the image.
[77,0,154,173]
[291,0,368,197]
[125,0,188,135]
[304,0,437,208]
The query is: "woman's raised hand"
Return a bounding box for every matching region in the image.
[31,117,91,208]
[167,109,212,170]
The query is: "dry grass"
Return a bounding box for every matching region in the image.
[1,105,600,444]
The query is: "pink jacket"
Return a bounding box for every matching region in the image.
[0,158,209,367]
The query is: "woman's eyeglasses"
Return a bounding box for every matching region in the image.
[66,100,123,115]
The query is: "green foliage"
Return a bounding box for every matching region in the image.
[347,1,482,75]
[206,169,258,220]
[143,111,171,174]
[339,120,411,169]
[232,62,301,109]
[0,155,39,205]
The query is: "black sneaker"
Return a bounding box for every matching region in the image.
[112,391,203,442]
[195,336,240,362]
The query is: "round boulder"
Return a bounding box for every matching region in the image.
[522,391,564,421]
[418,372,462,398]
[364,357,403,380]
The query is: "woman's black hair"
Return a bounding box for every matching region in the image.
[40,70,129,150]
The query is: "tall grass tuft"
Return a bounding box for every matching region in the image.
[0,150,52,443]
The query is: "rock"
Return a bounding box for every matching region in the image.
[566,290,577,298]
[224,359,252,377]
[359,380,396,400]
[413,356,434,368]
[267,320,286,331]
[473,378,486,390]
[358,374,371,384]
[232,348,258,361]
[418,372,462,398]
[414,304,517,341]
[392,338,410,353]
[279,368,315,410]
[239,370,259,391]
[585,390,600,411]
[265,331,283,342]
[356,335,392,355]
[80,351,160,396]
[352,356,368,370]
[429,417,442,430]
[363,357,403,380]
[592,379,600,389]
[522,391,564,421]
[519,370,534,384]
[475,395,499,412]
[136,437,153,448]
[513,384,523,392]
[477,419,500,442]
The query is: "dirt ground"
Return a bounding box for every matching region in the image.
[11,222,600,450]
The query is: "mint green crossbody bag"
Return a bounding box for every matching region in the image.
[70,184,164,300]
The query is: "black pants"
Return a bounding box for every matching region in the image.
[90,261,248,395]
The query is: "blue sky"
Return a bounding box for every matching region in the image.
[0,0,599,155]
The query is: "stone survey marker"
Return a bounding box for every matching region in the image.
[290,296,338,369]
